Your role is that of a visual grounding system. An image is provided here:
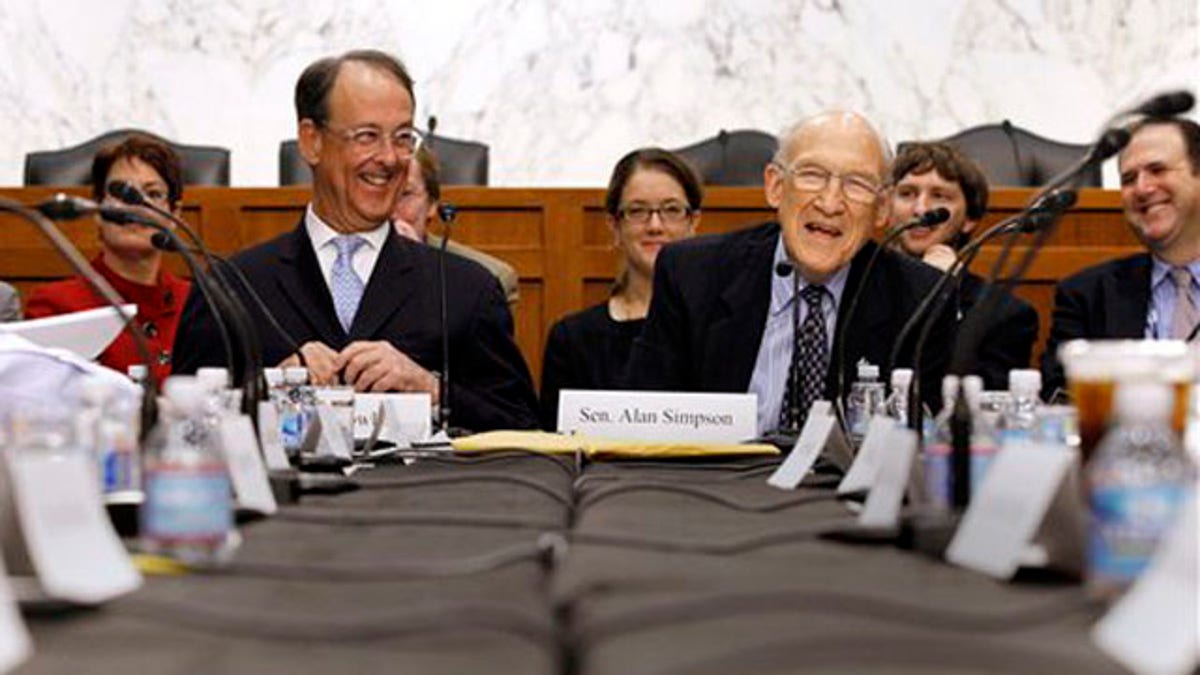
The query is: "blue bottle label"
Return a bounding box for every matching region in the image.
[1089,483,1187,584]
[143,467,232,542]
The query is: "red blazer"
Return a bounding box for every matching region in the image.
[25,256,191,384]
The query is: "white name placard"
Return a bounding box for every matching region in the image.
[768,401,834,490]
[314,405,352,459]
[217,414,278,515]
[945,441,1081,579]
[0,555,31,672]
[838,414,896,495]
[858,425,918,528]
[557,390,757,443]
[4,453,141,604]
[256,401,291,471]
[354,393,432,445]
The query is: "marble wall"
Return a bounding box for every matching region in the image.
[0,0,1196,187]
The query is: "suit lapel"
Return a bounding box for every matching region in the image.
[1107,254,1151,338]
[275,221,344,346]
[704,225,776,390]
[350,231,419,340]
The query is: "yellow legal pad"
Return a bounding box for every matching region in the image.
[450,430,779,460]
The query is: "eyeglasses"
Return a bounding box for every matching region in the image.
[617,202,694,225]
[322,123,424,158]
[773,162,882,205]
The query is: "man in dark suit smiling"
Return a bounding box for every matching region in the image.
[173,49,538,432]
[628,111,953,437]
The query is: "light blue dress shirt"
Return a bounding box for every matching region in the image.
[1146,257,1200,339]
[747,235,849,436]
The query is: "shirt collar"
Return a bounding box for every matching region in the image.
[304,204,390,252]
[1150,255,1200,290]
[768,233,850,317]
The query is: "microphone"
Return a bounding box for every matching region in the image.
[774,261,793,278]
[108,180,264,417]
[829,207,951,424]
[1127,90,1195,118]
[150,232,305,369]
[0,197,160,440]
[436,200,455,434]
[999,120,1027,185]
[35,193,160,228]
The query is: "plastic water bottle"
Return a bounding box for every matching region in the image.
[1087,380,1194,600]
[924,375,973,509]
[847,360,886,445]
[882,368,913,426]
[998,369,1041,445]
[961,375,999,490]
[78,377,141,494]
[141,376,233,565]
[281,367,316,458]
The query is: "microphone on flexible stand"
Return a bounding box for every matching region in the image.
[434,200,465,437]
[833,208,950,426]
[36,194,243,393]
[999,120,1028,186]
[150,232,305,370]
[3,195,160,441]
[774,260,802,439]
[106,181,264,418]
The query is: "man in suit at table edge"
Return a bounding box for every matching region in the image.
[172,49,539,432]
[1041,116,1200,398]
[627,111,956,439]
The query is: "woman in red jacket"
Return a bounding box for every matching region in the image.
[25,134,191,384]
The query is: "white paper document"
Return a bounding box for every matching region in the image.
[0,304,137,359]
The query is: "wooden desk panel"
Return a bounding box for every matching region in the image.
[0,187,1137,385]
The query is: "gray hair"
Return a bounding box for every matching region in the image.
[773,111,893,174]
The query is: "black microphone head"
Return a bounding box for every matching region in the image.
[1135,90,1195,117]
[150,231,174,250]
[1093,128,1131,161]
[107,180,146,206]
[437,202,458,223]
[774,261,794,278]
[1046,189,1078,212]
[35,193,88,221]
[921,207,951,227]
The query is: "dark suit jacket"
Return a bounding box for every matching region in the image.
[172,220,539,432]
[626,221,955,412]
[1040,253,1151,398]
[957,271,1039,391]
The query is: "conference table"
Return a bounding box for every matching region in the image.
[15,451,1127,674]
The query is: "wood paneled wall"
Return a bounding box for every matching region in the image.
[0,186,1136,384]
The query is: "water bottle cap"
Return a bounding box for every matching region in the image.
[857,360,879,379]
[1008,369,1041,394]
[196,367,230,391]
[941,374,960,401]
[162,375,206,410]
[126,364,148,381]
[890,368,913,388]
[263,368,284,387]
[1115,381,1173,421]
[283,367,309,384]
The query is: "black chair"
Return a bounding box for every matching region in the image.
[278,133,489,186]
[902,121,1100,188]
[673,129,778,186]
[24,128,230,186]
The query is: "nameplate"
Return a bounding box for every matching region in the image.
[315,404,353,458]
[1093,495,1199,675]
[217,414,278,515]
[945,442,1079,579]
[354,393,432,445]
[858,426,918,528]
[557,389,756,443]
[837,415,896,495]
[256,401,292,471]
[4,452,141,603]
[0,556,30,672]
[767,401,834,490]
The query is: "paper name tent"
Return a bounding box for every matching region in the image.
[0,304,137,359]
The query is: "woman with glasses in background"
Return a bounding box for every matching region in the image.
[540,148,702,429]
[25,134,190,384]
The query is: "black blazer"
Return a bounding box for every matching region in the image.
[172,220,540,432]
[1040,253,1151,398]
[626,222,955,411]
[957,271,1039,391]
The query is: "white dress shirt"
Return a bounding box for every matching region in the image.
[304,205,390,291]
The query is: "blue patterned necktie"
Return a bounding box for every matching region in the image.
[330,234,367,332]
[779,284,829,432]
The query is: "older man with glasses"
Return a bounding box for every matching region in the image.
[628,111,955,438]
[173,49,538,433]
